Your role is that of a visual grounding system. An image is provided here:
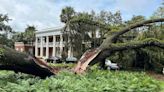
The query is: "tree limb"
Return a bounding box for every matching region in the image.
[70,17,111,31]
[100,18,164,48]
[109,38,164,51]
[89,38,164,66]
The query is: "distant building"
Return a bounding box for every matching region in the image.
[14,42,34,54]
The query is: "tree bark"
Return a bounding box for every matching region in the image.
[0,45,59,78]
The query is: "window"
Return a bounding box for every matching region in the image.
[20,48,23,52]
[56,35,60,42]
[16,48,19,51]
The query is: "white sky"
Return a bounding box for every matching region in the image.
[0,0,162,32]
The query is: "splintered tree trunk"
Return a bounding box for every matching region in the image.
[0,45,59,78]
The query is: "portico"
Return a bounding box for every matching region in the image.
[35,28,73,59]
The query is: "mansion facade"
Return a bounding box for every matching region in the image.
[35,27,73,59]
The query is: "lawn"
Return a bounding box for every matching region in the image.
[0,69,163,92]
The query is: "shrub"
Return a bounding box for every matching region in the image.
[0,70,162,92]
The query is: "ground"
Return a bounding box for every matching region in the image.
[147,71,164,81]
[0,64,163,92]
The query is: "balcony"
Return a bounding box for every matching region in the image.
[36,42,65,47]
[48,42,53,47]
[56,42,60,47]
[37,43,41,47]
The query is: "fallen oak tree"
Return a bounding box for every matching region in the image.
[0,18,163,77]
[73,18,164,74]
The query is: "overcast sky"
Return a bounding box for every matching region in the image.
[0,0,163,32]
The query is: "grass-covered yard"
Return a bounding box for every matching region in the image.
[0,69,163,92]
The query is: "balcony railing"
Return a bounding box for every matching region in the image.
[56,42,60,46]
[37,43,41,46]
[49,42,53,46]
[37,42,64,47]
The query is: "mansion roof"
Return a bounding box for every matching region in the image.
[36,27,64,37]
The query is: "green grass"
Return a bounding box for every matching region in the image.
[0,70,162,92]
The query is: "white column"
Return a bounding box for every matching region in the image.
[52,35,56,57]
[68,46,72,58]
[60,35,63,57]
[46,36,49,58]
[67,36,71,58]
[35,37,38,57]
[40,36,43,57]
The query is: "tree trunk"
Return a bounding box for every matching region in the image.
[0,45,59,78]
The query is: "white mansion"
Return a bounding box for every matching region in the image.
[35,27,73,59]
[35,27,101,59]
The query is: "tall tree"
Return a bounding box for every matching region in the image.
[60,7,77,57]
[0,14,13,47]
[60,6,75,23]
[12,32,25,42]
[0,14,12,38]
[23,25,37,44]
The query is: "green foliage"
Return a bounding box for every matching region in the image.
[61,8,124,57]
[12,32,25,42]
[60,6,75,23]
[160,81,164,92]
[0,14,12,32]
[0,48,5,59]
[109,50,136,69]
[0,14,13,47]
[109,37,164,71]
[0,48,4,54]
[126,15,145,25]
[12,25,37,44]
[23,25,37,43]
[0,70,162,92]
[0,34,14,48]
[108,8,164,72]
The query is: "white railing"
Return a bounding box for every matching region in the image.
[49,42,53,46]
[37,43,41,46]
[56,42,60,46]
[36,42,65,47]
[43,43,46,47]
